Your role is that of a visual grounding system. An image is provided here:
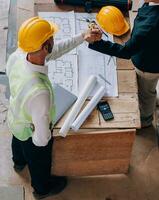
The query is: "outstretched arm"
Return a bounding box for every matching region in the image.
[46,27,102,61]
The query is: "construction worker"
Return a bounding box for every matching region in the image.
[89,3,159,128]
[6,16,102,199]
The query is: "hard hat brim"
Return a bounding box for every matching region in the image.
[113,19,130,36]
[98,19,130,36]
[49,21,59,35]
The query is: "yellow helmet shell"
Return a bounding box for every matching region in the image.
[96,6,130,36]
[18,16,59,52]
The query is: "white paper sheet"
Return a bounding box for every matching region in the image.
[104,56,118,97]
[78,54,118,97]
[48,54,78,95]
[76,12,118,97]
[71,85,105,131]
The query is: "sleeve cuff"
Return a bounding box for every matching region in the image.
[32,131,51,147]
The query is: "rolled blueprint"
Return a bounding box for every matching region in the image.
[71,86,105,131]
[59,75,97,137]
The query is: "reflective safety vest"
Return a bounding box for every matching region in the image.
[6,51,56,141]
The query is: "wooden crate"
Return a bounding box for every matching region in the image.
[52,129,136,176]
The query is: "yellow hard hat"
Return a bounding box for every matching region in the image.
[96,6,130,36]
[18,16,59,52]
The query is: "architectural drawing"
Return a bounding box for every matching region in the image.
[78,54,118,97]
[39,11,118,97]
[48,54,78,95]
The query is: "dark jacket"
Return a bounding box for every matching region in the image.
[89,4,159,73]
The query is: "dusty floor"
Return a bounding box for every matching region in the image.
[1,0,159,199]
[0,125,159,200]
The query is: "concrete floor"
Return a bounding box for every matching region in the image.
[1,0,159,199]
[0,125,159,200]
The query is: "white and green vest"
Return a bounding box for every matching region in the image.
[7,55,55,141]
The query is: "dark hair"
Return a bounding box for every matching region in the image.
[42,40,52,53]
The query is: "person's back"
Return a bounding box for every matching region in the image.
[131,3,159,72]
[6,48,55,142]
[89,3,159,73]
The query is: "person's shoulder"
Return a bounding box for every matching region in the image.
[138,5,159,24]
[7,48,24,62]
[134,6,159,35]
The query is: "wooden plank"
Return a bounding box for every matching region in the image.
[52,159,130,176]
[118,69,138,93]
[100,112,140,128]
[35,0,52,4]
[100,94,140,128]
[52,129,136,176]
[116,59,134,70]
[55,93,140,129]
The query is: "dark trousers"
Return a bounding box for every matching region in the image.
[12,135,53,194]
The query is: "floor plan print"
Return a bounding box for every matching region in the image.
[39,11,118,97]
[48,54,78,95]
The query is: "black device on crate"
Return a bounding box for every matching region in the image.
[54,0,132,12]
[97,101,114,121]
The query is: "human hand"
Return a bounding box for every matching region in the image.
[83,25,102,43]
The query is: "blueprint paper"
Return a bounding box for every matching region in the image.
[39,11,118,97]
[78,54,118,97]
[76,12,118,97]
[48,54,78,95]
[105,56,118,97]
